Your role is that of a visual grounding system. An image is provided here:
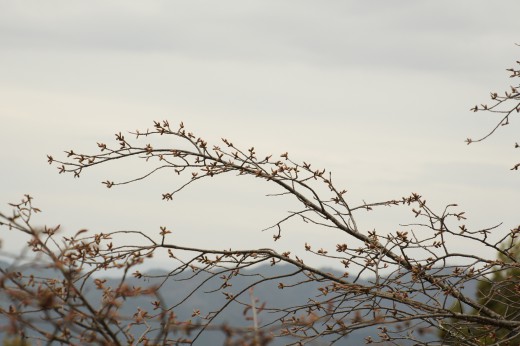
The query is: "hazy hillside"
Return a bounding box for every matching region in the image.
[0,261,475,345]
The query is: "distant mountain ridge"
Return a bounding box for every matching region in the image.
[0,260,476,345]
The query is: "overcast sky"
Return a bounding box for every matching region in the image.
[1,1,519,270]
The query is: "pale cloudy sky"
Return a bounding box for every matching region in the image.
[1,1,519,269]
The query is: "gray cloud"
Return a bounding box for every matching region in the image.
[0,0,518,263]
[1,0,518,75]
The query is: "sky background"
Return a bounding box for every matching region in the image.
[1,1,519,271]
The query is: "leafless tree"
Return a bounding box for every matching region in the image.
[467,56,520,170]
[0,58,519,346]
